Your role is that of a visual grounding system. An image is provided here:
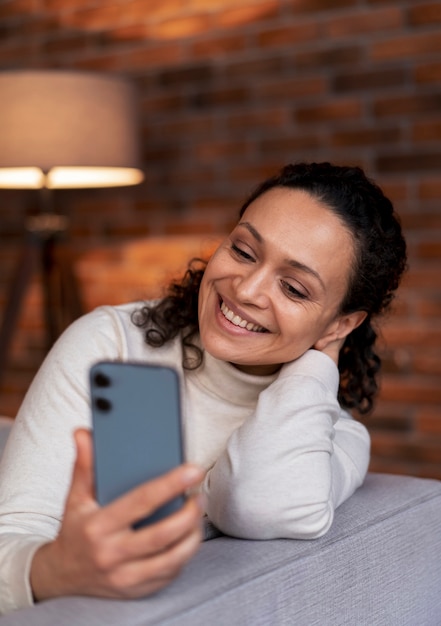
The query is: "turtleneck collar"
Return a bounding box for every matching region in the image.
[192,349,279,408]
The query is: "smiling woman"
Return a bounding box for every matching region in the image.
[0,162,407,615]
[136,162,407,412]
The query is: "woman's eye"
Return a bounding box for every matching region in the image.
[231,243,255,261]
[281,280,307,300]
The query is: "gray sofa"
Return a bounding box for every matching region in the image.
[1,416,441,625]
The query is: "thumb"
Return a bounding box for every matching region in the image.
[68,428,96,505]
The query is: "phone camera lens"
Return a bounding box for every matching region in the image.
[94,372,111,388]
[95,397,112,412]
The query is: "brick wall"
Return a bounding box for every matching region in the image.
[1,0,440,479]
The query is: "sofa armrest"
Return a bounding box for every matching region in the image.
[2,473,441,625]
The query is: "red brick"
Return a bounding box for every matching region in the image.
[331,126,401,147]
[416,407,441,435]
[42,33,93,56]
[295,44,363,69]
[146,14,213,40]
[400,212,441,230]
[288,0,356,14]
[44,0,96,9]
[73,55,122,71]
[189,86,251,109]
[140,93,185,114]
[2,15,60,37]
[125,0,185,23]
[376,151,441,173]
[371,432,441,464]
[361,405,412,432]
[408,2,441,26]
[65,5,124,30]
[401,267,441,290]
[367,457,433,479]
[187,0,237,8]
[227,108,289,132]
[118,42,184,69]
[326,6,403,37]
[258,21,321,48]
[295,99,362,124]
[0,0,36,19]
[416,240,441,260]
[228,163,282,186]
[373,93,441,118]
[415,294,441,318]
[223,57,284,79]
[194,139,249,161]
[104,24,150,42]
[412,119,441,143]
[157,61,216,88]
[370,32,441,61]
[333,67,407,92]
[190,34,246,57]
[381,320,441,349]
[259,135,322,153]
[413,351,441,376]
[217,2,280,28]
[418,178,441,199]
[379,181,409,203]
[151,116,215,139]
[417,465,441,481]
[415,61,441,84]
[258,76,327,101]
[0,43,36,65]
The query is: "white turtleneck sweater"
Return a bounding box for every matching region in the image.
[0,303,370,614]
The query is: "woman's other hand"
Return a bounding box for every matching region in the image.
[30,429,204,601]
[314,336,346,367]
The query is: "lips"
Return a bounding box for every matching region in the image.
[220,300,268,332]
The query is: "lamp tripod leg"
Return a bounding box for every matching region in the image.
[41,234,84,350]
[0,235,40,388]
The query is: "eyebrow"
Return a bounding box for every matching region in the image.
[238,220,326,290]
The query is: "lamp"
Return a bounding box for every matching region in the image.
[0,70,144,384]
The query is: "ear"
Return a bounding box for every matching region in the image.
[314,311,367,352]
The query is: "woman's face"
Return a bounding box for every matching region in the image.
[198,187,357,375]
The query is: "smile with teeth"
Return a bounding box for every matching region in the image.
[220,301,267,332]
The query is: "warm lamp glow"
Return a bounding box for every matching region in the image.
[48,167,144,189]
[0,168,45,189]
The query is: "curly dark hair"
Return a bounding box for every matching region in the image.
[133,162,407,414]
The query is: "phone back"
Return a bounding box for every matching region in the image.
[90,361,184,526]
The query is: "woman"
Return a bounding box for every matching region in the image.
[0,162,407,614]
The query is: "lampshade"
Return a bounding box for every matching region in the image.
[0,70,144,189]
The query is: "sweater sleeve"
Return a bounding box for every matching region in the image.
[0,307,128,615]
[202,350,370,540]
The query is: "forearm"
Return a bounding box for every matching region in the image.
[203,351,369,540]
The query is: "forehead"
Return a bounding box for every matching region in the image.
[240,187,356,285]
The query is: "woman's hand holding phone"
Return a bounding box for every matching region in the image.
[30,429,204,602]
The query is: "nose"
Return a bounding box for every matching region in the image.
[233,266,271,308]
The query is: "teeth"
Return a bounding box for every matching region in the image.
[220,301,266,332]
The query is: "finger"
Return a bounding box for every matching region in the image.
[114,494,203,562]
[67,429,96,505]
[102,524,203,598]
[96,464,204,534]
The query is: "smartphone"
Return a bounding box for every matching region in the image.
[90,361,185,528]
